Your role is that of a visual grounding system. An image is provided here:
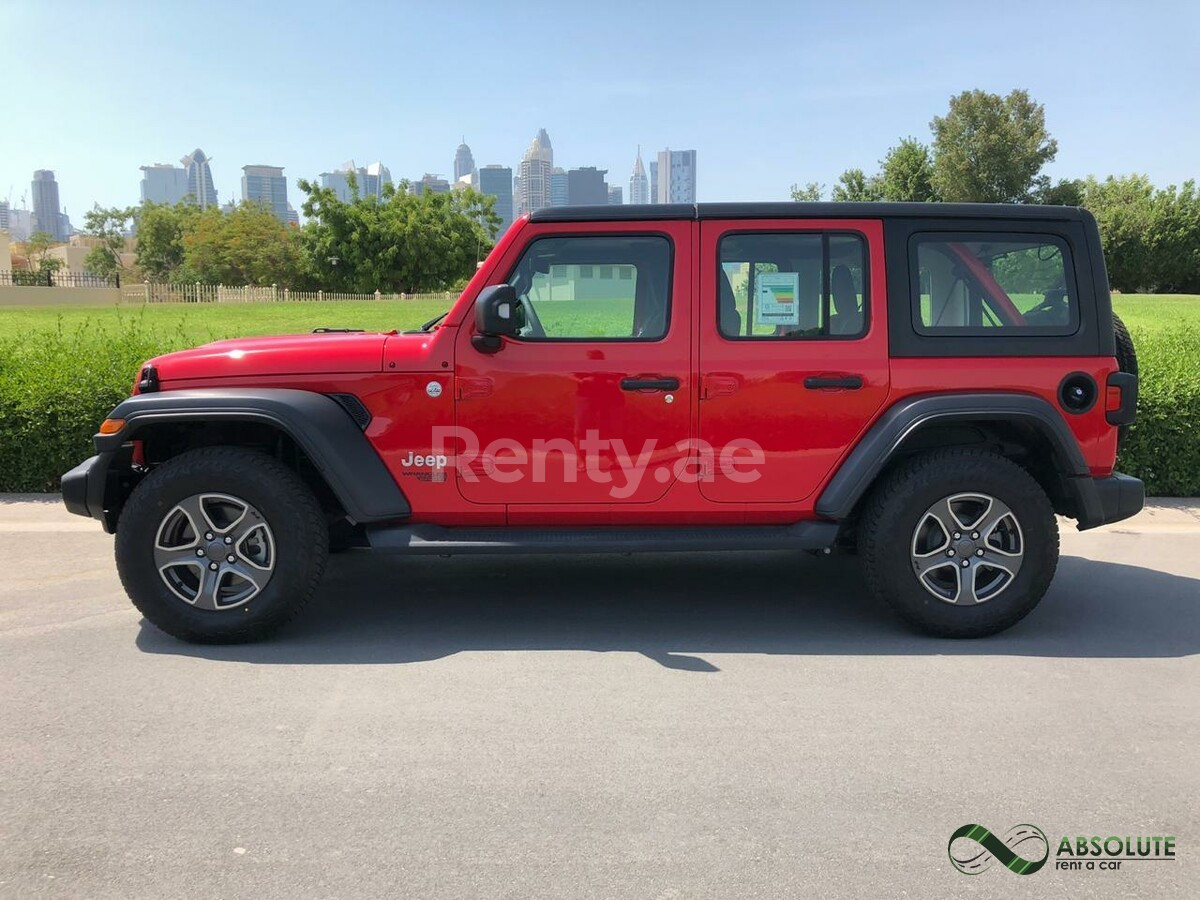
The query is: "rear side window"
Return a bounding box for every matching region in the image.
[913,234,1078,335]
[718,232,868,339]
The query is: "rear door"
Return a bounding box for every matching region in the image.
[697,218,889,503]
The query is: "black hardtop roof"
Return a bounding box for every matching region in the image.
[529,202,1089,223]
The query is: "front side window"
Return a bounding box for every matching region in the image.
[913,235,1078,334]
[506,235,672,340]
[717,232,868,339]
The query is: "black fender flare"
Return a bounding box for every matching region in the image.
[93,388,410,523]
[816,392,1103,525]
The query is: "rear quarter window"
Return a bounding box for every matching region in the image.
[911,234,1079,336]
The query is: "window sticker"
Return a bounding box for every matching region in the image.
[755,272,801,326]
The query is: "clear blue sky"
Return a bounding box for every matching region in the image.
[2,0,1198,220]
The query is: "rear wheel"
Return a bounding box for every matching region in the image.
[116,447,328,643]
[859,449,1058,638]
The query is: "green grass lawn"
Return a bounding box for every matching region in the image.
[0,293,1195,347]
[0,299,452,345]
[1112,294,1200,334]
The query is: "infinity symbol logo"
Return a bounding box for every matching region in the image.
[948,823,1050,875]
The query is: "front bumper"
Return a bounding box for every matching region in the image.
[61,452,123,532]
[61,455,101,519]
[1075,472,1144,530]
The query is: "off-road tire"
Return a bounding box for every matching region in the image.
[859,448,1059,638]
[1112,313,1138,449]
[116,447,328,643]
[1112,312,1138,379]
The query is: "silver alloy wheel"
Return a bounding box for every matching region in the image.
[153,493,276,610]
[909,492,1024,605]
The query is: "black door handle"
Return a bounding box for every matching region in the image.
[804,375,864,390]
[621,377,680,392]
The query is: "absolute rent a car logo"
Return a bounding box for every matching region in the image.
[948,823,1177,876]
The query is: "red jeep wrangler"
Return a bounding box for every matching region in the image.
[62,203,1142,643]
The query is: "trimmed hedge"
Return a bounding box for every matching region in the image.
[1117,324,1200,496]
[0,320,1197,496]
[0,319,191,492]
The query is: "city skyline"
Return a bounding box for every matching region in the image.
[1,129,683,240]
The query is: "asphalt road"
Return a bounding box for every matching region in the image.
[1,497,1197,899]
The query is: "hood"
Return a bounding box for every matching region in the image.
[147,332,390,382]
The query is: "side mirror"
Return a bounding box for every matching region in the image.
[472,284,524,353]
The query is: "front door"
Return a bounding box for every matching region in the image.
[697,218,890,504]
[453,222,693,507]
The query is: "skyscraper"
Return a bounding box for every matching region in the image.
[655,149,697,203]
[241,165,289,222]
[31,170,67,241]
[649,160,658,205]
[517,128,553,215]
[629,146,650,205]
[320,164,358,203]
[454,140,475,182]
[567,167,608,206]
[410,174,450,195]
[549,168,568,207]
[608,186,623,205]
[363,161,392,197]
[181,149,218,209]
[321,161,393,202]
[1,205,32,242]
[140,163,189,205]
[477,164,514,235]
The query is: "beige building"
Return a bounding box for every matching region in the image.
[47,234,137,274]
[0,230,11,271]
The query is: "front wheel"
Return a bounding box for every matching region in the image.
[858,449,1059,638]
[116,447,329,643]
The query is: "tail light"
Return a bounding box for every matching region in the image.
[1105,372,1138,426]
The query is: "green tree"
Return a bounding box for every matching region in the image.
[1079,174,1157,291]
[82,206,135,279]
[1147,180,1200,293]
[23,232,64,276]
[879,138,938,202]
[180,203,305,286]
[1033,177,1085,207]
[297,179,500,293]
[10,232,64,283]
[1079,175,1200,293]
[831,169,882,202]
[790,181,824,202]
[930,89,1058,202]
[134,201,200,281]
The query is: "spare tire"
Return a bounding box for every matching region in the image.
[1113,313,1138,379]
[1112,313,1137,448]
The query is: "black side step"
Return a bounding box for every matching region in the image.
[363,522,839,555]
